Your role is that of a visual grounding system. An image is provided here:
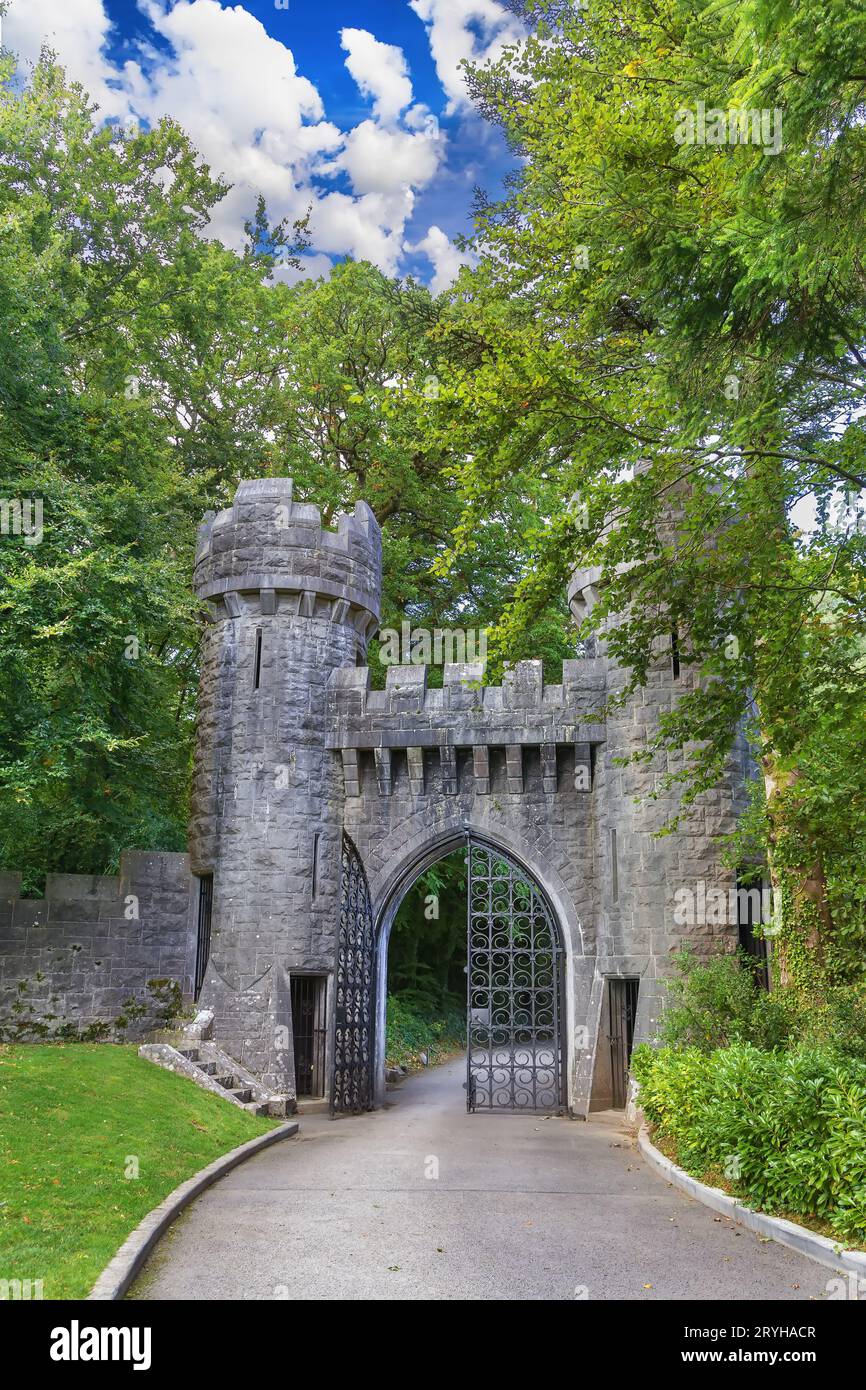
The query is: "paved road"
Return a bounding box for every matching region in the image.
[130,1056,830,1301]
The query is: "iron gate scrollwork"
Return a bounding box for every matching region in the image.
[331,834,375,1115]
[467,840,564,1113]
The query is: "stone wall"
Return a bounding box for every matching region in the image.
[0,852,197,1041]
[330,646,747,1115]
[570,564,750,1107]
[0,472,754,1117]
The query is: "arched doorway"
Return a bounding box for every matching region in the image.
[331,832,567,1115]
[466,840,564,1112]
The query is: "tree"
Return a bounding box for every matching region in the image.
[0,52,569,880]
[422,0,866,986]
[263,258,574,683]
[0,56,290,881]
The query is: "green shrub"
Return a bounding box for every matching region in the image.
[658,947,800,1052]
[632,1042,866,1244]
[385,994,465,1070]
[659,947,866,1063]
[799,985,866,1063]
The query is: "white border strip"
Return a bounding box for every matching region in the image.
[638,1126,866,1278]
[88,1121,299,1300]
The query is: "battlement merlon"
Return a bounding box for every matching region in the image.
[193,478,381,633]
[326,658,607,750]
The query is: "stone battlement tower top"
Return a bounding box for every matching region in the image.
[194,477,381,641]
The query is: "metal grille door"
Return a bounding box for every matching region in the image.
[194,874,213,1000]
[291,975,327,1098]
[466,840,564,1112]
[331,835,375,1115]
[608,978,639,1109]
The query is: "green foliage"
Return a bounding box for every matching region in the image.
[659,948,800,1052]
[420,0,866,980]
[0,54,571,880]
[386,850,467,1069]
[385,994,465,1072]
[0,57,236,880]
[660,946,866,1060]
[388,850,468,1010]
[632,1042,866,1243]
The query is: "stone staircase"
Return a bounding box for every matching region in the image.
[176,1046,273,1116]
[139,1010,288,1118]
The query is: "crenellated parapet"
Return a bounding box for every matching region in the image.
[327,657,607,797]
[194,477,381,637]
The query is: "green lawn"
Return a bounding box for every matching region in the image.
[0,1043,280,1299]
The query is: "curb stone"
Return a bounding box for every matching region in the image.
[638,1126,866,1281]
[88,1121,299,1300]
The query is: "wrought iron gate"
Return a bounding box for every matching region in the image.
[466,840,564,1113]
[194,874,213,1000]
[331,834,375,1114]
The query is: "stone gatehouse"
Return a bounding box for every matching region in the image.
[0,476,754,1114]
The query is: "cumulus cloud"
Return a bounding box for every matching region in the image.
[312,188,418,276]
[406,224,470,296]
[331,27,443,200]
[129,0,345,250]
[4,0,135,120]
[339,27,413,125]
[4,0,453,280]
[409,0,525,112]
[331,119,442,197]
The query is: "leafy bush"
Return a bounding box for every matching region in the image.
[632,1042,866,1244]
[660,947,866,1062]
[658,947,800,1052]
[385,994,465,1071]
[800,986,866,1064]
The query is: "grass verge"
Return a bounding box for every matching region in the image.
[0,1043,279,1299]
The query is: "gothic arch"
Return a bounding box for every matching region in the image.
[362,816,589,1111]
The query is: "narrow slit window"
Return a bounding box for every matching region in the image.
[253,628,263,690]
[194,874,213,1000]
[311,832,320,902]
[670,627,680,679]
[610,828,619,903]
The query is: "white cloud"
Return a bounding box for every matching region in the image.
[313,188,416,276]
[272,251,334,287]
[409,0,524,113]
[4,0,134,120]
[128,0,344,250]
[340,27,412,125]
[3,0,465,284]
[331,119,442,197]
[406,224,470,296]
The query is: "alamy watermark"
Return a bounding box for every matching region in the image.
[1,1278,44,1299]
[673,880,780,929]
[674,101,783,156]
[378,621,488,667]
[0,497,43,545]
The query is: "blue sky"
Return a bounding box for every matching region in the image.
[5,0,524,290]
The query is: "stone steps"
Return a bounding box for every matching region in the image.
[180,1051,266,1113]
[141,1032,285,1118]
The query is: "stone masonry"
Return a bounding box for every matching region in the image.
[0,852,196,1041]
[188,477,749,1114]
[0,475,751,1111]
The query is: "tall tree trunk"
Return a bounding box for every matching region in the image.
[761,753,831,987]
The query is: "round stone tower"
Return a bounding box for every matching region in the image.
[190,478,380,1095]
